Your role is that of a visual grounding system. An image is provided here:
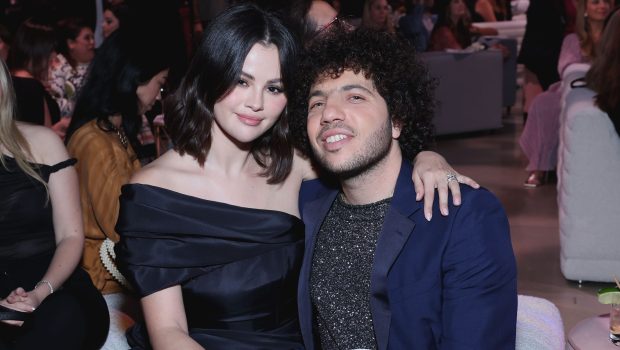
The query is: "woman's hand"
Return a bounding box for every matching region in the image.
[413,151,480,221]
[5,287,43,310]
[0,288,41,326]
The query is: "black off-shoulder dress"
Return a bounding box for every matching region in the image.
[116,183,305,349]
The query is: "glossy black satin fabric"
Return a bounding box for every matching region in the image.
[0,156,67,261]
[115,184,305,349]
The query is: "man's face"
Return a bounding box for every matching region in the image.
[306,70,400,178]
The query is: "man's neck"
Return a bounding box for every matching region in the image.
[340,142,402,205]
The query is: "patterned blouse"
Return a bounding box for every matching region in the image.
[49,53,89,118]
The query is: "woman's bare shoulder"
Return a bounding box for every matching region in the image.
[16,122,69,165]
[130,150,198,187]
[293,149,318,181]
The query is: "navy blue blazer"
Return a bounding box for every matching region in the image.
[298,159,517,349]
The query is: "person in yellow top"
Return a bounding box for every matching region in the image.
[65,27,171,296]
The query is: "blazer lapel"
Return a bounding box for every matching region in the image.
[299,190,339,350]
[370,159,422,350]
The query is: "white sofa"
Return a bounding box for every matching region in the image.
[419,49,503,135]
[557,81,620,282]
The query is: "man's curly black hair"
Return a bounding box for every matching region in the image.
[289,27,436,161]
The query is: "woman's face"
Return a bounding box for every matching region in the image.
[136,69,169,115]
[102,9,120,38]
[212,43,287,145]
[450,0,466,18]
[68,27,95,64]
[369,0,389,27]
[585,0,611,23]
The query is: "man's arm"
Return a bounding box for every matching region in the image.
[441,189,517,349]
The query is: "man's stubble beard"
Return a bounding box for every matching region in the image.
[312,117,393,180]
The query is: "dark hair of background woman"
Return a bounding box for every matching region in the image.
[104,1,130,26]
[432,0,473,48]
[7,18,56,82]
[65,28,173,148]
[164,3,300,184]
[55,17,91,67]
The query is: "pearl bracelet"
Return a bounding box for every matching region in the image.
[35,280,54,294]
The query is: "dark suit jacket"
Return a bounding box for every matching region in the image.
[298,158,517,349]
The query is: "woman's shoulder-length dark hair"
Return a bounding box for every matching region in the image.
[164,3,300,184]
[66,29,172,144]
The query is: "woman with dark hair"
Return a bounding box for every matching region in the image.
[428,0,497,50]
[586,5,620,136]
[7,18,61,132]
[102,1,129,39]
[115,3,477,349]
[49,17,95,130]
[65,26,171,307]
[0,57,108,349]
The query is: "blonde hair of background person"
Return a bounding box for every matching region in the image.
[362,0,395,33]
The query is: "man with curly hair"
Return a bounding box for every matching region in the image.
[292,27,517,349]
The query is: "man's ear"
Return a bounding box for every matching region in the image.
[392,119,402,139]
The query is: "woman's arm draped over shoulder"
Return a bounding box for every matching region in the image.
[296,150,480,221]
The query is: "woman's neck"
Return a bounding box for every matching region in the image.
[108,114,122,128]
[204,123,257,178]
[590,21,604,42]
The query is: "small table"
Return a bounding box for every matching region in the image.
[567,314,620,349]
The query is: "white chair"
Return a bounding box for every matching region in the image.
[100,293,141,350]
[516,295,565,350]
[557,86,620,282]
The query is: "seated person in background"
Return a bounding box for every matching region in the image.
[361,0,395,33]
[291,27,517,349]
[65,27,171,297]
[399,0,437,52]
[49,17,95,137]
[8,18,62,134]
[428,0,497,51]
[519,0,611,187]
[0,58,108,350]
[586,5,620,136]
